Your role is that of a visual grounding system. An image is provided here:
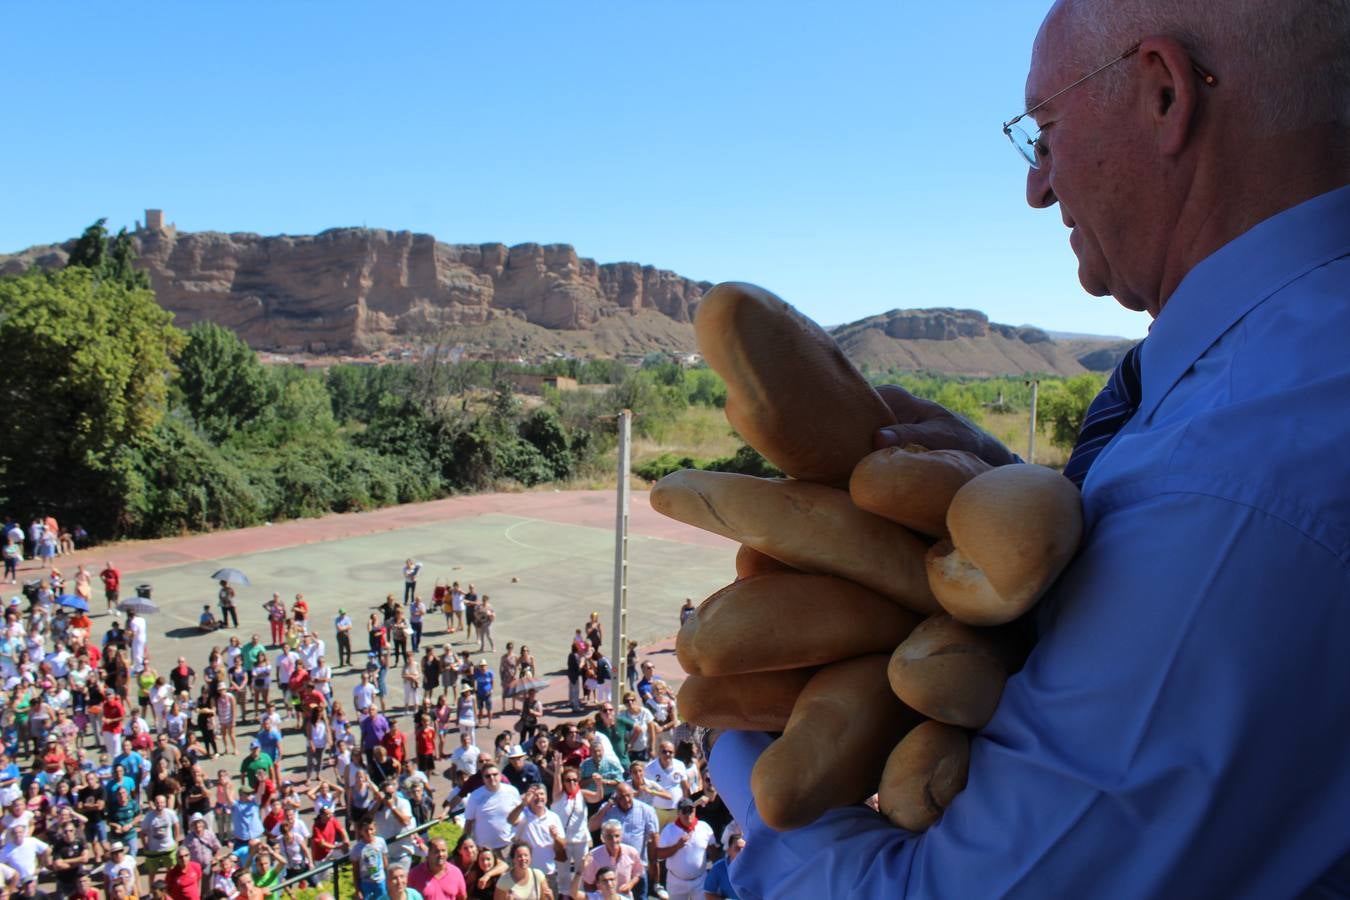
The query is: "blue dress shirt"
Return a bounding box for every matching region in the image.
[710,185,1350,899]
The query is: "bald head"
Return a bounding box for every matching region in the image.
[1050,0,1350,132]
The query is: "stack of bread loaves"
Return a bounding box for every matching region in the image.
[652,282,1083,831]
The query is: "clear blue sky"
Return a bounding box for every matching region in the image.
[0,1,1149,339]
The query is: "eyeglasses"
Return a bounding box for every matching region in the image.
[1002,42,1217,168]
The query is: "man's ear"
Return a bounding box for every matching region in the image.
[1137,36,1206,156]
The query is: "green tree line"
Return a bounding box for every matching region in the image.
[0,220,1100,541]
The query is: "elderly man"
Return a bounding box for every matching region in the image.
[642,741,686,829]
[707,0,1350,897]
[581,819,644,900]
[408,836,467,900]
[587,783,659,900]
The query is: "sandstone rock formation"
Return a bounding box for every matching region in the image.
[0,225,1128,375]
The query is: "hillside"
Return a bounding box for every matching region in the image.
[0,217,1131,375]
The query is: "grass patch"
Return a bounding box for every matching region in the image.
[289,820,463,900]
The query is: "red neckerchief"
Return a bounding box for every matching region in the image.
[563,784,581,800]
[673,814,698,833]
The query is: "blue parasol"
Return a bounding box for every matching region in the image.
[56,594,89,611]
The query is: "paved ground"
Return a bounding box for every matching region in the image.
[13,489,735,771]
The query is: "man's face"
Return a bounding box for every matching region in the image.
[614,784,634,811]
[1020,3,1161,311]
[658,744,676,767]
[389,866,407,892]
[481,767,501,790]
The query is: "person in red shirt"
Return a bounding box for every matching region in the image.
[40,739,65,775]
[309,806,348,864]
[382,725,408,766]
[99,562,121,614]
[414,713,437,773]
[164,855,203,900]
[262,798,287,834]
[101,693,126,758]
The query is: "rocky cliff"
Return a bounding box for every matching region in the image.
[0,227,712,354]
[0,226,1129,374]
[830,308,1130,376]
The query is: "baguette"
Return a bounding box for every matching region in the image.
[850,445,994,538]
[927,464,1083,625]
[751,655,922,830]
[694,282,896,486]
[651,469,939,615]
[734,544,792,579]
[887,613,1024,728]
[877,720,971,831]
[677,574,920,676]
[676,669,816,732]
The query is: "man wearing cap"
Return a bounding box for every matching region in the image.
[183,813,221,871]
[501,745,543,794]
[102,841,136,897]
[335,609,354,667]
[654,800,713,900]
[507,782,566,892]
[239,741,273,791]
[463,763,521,855]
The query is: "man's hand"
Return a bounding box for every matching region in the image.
[871,385,1018,467]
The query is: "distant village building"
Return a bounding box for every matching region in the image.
[507,374,579,394]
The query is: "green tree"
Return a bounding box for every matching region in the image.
[1040,373,1108,451]
[176,322,271,442]
[0,267,184,533]
[66,218,108,270]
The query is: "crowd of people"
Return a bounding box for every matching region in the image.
[0,548,744,900]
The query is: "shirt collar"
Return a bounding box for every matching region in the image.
[1138,184,1350,423]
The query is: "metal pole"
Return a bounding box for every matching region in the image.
[612,409,632,690]
[1026,379,1039,464]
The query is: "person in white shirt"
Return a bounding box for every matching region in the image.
[299,634,324,671]
[374,781,417,868]
[507,783,566,886]
[551,763,597,900]
[353,672,377,714]
[0,822,51,891]
[642,741,687,828]
[463,763,521,853]
[127,612,147,669]
[654,800,713,900]
[449,731,481,781]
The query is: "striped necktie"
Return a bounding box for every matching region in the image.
[1062,341,1144,488]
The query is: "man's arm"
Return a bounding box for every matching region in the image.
[711,492,1350,897]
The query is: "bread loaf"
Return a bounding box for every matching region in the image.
[926,464,1083,625]
[751,655,921,830]
[877,720,970,831]
[734,544,792,579]
[676,669,815,732]
[694,282,896,486]
[850,445,994,538]
[651,469,939,615]
[678,574,920,676]
[887,613,1024,728]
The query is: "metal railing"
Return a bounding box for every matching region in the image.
[271,816,448,899]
